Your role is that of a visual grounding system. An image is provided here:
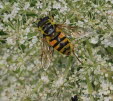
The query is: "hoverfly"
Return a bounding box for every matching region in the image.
[35,16,82,64]
[37,16,73,55]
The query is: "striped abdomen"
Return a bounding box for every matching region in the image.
[49,32,72,55]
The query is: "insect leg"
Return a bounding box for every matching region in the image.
[72,45,83,64]
[49,46,54,57]
[40,37,45,66]
[73,51,83,64]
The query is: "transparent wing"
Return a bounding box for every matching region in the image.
[40,36,54,68]
[55,24,85,39]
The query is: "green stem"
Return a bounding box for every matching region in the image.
[85,73,95,101]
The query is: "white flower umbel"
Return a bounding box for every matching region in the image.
[3,13,11,22]
[90,36,99,44]
[10,3,20,21]
[32,36,38,44]
[101,37,113,47]
[6,37,16,45]
[76,21,84,27]
[0,24,3,30]
[24,2,30,10]
[41,75,49,83]
[53,2,61,9]
[0,0,113,101]
[53,76,65,88]
[36,1,43,9]
[0,3,3,9]
[65,19,70,24]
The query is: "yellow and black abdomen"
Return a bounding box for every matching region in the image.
[48,32,72,55]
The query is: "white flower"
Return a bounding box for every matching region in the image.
[104,97,111,101]
[24,2,30,10]
[105,73,108,77]
[34,59,41,65]
[101,37,113,47]
[60,5,68,13]
[0,96,9,101]
[6,37,16,45]
[19,34,28,44]
[36,2,43,9]
[111,0,113,4]
[8,76,17,82]
[29,43,33,48]
[106,10,113,15]
[11,6,20,15]
[105,0,108,1]
[27,64,34,71]
[10,3,20,20]
[19,39,25,44]
[0,24,3,30]
[101,82,109,90]
[3,13,11,22]
[65,19,70,24]
[110,85,113,90]
[32,36,38,44]
[53,2,61,9]
[41,11,48,15]
[25,27,30,33]
[94,81,98,85]
[76,21,84,27]
[84,19,88,22]
[3,53,9,60]
[73,0,79,2]
[19,77,24,80]
[90,36,99,44]
[81,96,90,101]
[111,66,113,71]
[41,75,49,83]
[3,3,20,22]
[54,76,64,88]
[0,60,6,65]
[103,90,110,95]
[0,3,3,9]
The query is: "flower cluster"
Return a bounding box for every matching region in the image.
[0,0,113,101]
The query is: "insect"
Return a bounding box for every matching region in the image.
[35,16,82,64]
[36,16,73,56]
[71,95,78,101]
